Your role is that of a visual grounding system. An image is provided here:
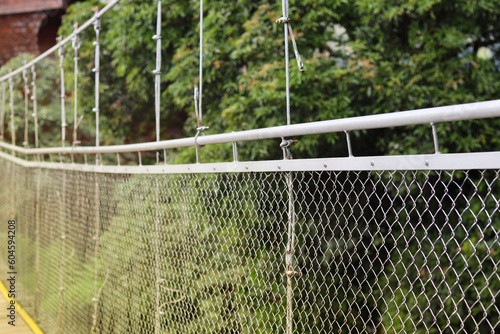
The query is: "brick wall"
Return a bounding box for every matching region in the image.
[0,0,71,65]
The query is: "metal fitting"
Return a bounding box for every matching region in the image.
[280,138,297,149]
[194,126,209,148]
[276,17,290,24]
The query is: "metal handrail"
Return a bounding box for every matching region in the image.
[1,99,499,156]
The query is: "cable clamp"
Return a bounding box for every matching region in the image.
[276,17,290,24]
[71,35,81,50]
[195,126,209,148]
[280,138,298,149]
[152,35,162,40]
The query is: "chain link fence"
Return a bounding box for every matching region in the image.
[0,157,498,333]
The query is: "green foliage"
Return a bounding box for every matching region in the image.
[0,54,99,149]
[93,173,287,333]
[56,0,500,162]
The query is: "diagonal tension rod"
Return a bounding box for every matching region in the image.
[276,16,304,72]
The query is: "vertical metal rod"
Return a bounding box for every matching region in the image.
[154,2,164,319]
[8,70,15,154]
[31,65,39,149]
[90,176,100,333]
[198,0,203,124]
[57,173,67,334]
[163,149,167,165]
[153,0,162,164]
[1,81,5,140]
[154,174,161,334]
[72,26,81,146]
[431,122,441,154]
[58,36,66,148]
[345,130,353,157]
[283,0,290,126]
[34,167,41,320]
[280,1,295,333]
[22,62,29,148]
[232,141,239,162]
[93,13,101,164]
[285,170,296,334]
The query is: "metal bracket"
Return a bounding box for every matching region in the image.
[276,16,290,24]
[194,126,209,148]
[280,138,297,160]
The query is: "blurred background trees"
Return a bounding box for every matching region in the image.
[2,0,499,160]
[53,0,500,163]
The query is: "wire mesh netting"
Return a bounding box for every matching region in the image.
[0,157,498,333]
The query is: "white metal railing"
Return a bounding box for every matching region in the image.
[1,0,499,173]
[0,99,499,166]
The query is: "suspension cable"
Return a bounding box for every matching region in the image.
[22,62,30,148]
[72,25,82,146]
[153,0,162,164]
[58,36,67,148]
[31,65,39,149]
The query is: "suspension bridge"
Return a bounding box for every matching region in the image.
[0,0,499,333]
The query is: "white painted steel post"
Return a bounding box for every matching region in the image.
[22,62,30,148]
[153,0,162,164]
[72,26,81,146]
[58,36,67,148]
[8,70,15,154]
[31,65,39,149]
[93,13,101,164]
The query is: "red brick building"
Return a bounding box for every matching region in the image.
[0,0,75,65]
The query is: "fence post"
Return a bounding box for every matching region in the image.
[93,13,101,165]
[22,62,30,149]
[57,172,67,334]
[31,65,39,150]
[8,70,15,154]
[90,174,101,333]
[72,25,81,146]
[58,36,67,148]
[153,0,162,164]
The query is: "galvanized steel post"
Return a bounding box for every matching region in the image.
[22,62,30,148]
[31,65,39,149]
[8,70,15,153]
[58,36,67,148]
[153,0,162,164]
[93,12,101,164]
